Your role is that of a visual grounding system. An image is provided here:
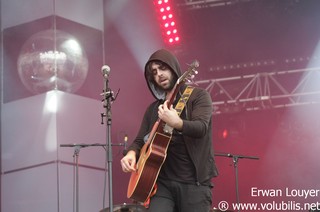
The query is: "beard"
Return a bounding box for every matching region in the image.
[159,74,177,92]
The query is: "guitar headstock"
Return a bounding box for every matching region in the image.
[177,60,199,85]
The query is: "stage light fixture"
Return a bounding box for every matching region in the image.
[154,0,180,45]
[222,129,229,139]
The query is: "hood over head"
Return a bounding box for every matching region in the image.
[144,49,182,100]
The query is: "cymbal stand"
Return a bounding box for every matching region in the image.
[215,152,259,212]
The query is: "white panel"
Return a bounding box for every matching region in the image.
[59,163,108,212]
[1,161,108,212]
[1,0,53,29]
[1,0,103,30]
[56,91,106,168]
[1,91,110,212]
[1,91,107,172]
[2,92,58,172]
[1,164,58,212]
[55,0,104,31]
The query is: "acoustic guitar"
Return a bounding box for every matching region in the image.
[127,61,199,203]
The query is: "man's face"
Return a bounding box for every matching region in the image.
[150,62,175,91]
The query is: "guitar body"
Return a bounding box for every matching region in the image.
[127,124,172,203]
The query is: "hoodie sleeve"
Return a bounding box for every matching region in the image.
[181,88,213,138]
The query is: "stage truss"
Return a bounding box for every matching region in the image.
[193,67,320,115]
[177,0,256,10]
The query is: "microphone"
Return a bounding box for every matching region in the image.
[124,134,128,150]
[101,65,111,79]
[123,134,128,155]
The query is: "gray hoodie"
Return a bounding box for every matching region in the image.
[144,49,181,100]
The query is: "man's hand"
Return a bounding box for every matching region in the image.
[158,100,183,131]
[120,150,137,172]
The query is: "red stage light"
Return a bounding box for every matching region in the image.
[153,0,180,45]
[222,129,229,139]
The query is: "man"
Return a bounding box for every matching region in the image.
[120,49,218,212]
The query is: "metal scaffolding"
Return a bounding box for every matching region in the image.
[194,67,320,115]
[176,0,255,10]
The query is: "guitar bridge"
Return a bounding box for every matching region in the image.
[163,124,173,134]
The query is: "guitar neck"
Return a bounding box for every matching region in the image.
[146,65,196,141]
[166,83,183,107]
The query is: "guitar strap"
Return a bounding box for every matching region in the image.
[144,86,195,208]
[174,85,194,116]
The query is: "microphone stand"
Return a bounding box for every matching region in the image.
[73,145,80,212]
[60,143,107,212]
[100,74,119,212]
[215,152,259,212]
[60,142,126,212]
[61,67,121,212]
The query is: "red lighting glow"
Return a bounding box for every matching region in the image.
[222,129,228,139]
[154,0,180,45]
